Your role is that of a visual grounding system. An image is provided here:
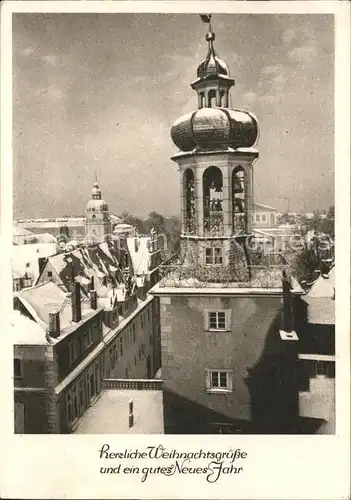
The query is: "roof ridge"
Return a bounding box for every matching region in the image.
[19,279,54,293]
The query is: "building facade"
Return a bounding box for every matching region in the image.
[13,275,160,433]
[252,203,277,229]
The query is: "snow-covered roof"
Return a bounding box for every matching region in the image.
[126,236,151,275]
[11,309,49,345]
[13,281,99,344]
[307,267,335,298]
[42,242,126,298]
[254,203,277,212]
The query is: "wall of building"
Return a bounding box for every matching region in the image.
[106,300,156,380]
[14,291,161,434]
[252,206,277,229]
[55,313,103,382]
[14,344,56,388]
[14,392,58,434]
[159,293,299,433]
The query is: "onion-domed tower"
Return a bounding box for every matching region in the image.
[85,180,112,244]
[171,21,259,276]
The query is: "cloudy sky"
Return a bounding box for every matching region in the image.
[13,13,334,218]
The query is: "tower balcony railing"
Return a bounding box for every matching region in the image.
[183,216,196,235]
[103,378,163,391]
[158,253,291,289]
[232,213,247,236]
[204,211,224,236]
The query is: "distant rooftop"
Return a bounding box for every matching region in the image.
[74,384,164,434]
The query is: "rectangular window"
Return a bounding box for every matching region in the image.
[68,340,78,366]
[119,336,123,357]
[205,247,223,265]
[255,214,260,222]
[132,323,136,343]
[214,248,223,264]
[141,314,144,330]
[261,214,267,222]
[206,370,233,392]
[48,271,53,278]
[209,311,226,330]
[83,331,89,350]
[14,358,22,378]
[109,347,114,369]
[88,327,92,346]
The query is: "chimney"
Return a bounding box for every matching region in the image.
[48,311,60,338]
[90,290,97,310]
[70,282,82,322]
[282,271,292,333]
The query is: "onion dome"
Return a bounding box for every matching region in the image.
[171,107,259,152]
[197,31,230,79]
[92,181,101,200]
[86,182,109,213]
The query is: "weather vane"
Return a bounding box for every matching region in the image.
[200,13,212,31]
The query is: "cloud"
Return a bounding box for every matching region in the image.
[242,91,257,106]
[20,47,35,56]
[282,27,297,46]
[42,54,59,66]
[36,83,64,101]
[288,40,318,64]
[259,64,288,95]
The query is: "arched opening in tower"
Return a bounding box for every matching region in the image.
[200,92,205,108]
[203,166,223,235]
[208,89,216,108]
[232,166,246,235]
[183,169,196,233]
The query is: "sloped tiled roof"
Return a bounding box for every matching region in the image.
[302,266,335,326]
[46,242,127,298]
[126,237,151,275]
[13,226,34,237]
[307,267,335,298]
[11,309,49,345]
[302,296,335,325]
[14,281,98,341]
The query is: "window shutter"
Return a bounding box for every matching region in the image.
[227,371,233,391]
[225,310,231,331]
[205,370,211,390]
[204,309,209,330]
